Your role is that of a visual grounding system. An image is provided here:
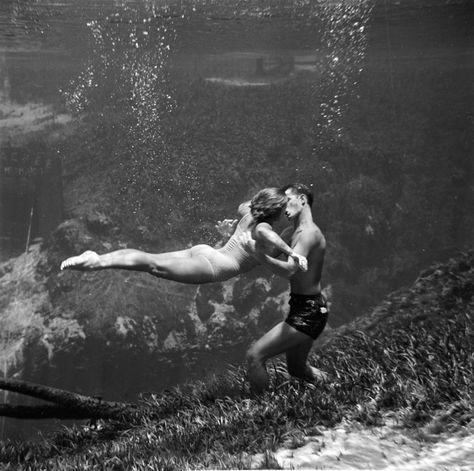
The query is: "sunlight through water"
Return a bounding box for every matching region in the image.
[62,0,375,221]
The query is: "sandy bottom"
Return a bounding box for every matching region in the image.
[250,420,474,470]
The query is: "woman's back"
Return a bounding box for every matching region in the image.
[217,213,258,275]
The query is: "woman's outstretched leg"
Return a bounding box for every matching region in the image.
[60,248,191,272]
[60,248,216,284]
[60,249,172,272]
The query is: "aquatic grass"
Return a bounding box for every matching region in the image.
[1,253,472,469]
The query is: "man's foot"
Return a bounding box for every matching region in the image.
[309,366,329,384]
[60,251,101,271]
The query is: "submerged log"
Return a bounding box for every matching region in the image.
[0,404,93,420]
[0,378,138,420]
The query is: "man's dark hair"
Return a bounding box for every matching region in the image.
[281,183,314,207]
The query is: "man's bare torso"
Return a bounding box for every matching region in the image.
[283,223,325,295]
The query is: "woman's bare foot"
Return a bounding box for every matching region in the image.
[60,251,101,271]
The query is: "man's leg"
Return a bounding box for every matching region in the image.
[246,321,313,393]
[286,338,327,383]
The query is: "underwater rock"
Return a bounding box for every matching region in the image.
[190,275,288,349]
[232,277,272,316]
[0,260,13,278]
[43,317,86,356]
[51,219,95,254]
[206,304,247,344]
[163,330,187,351]
[2,232,472,408]
[85,212,116,236]
[195,282,225,322]
[256,294,288,332]
[0,232,291,398]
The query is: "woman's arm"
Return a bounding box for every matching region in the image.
[214,200,250,247]
[215,219,239,238]
[239,231,299,277]
[253,223,307,271]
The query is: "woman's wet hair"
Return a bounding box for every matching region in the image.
[250,187,288,223]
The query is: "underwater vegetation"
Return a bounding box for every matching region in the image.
[1,251,472,469]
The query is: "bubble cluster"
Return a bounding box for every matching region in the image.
[62,0,375,222]
[63,4,178,216]
[312,0,374,141]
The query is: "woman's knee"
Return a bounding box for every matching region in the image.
[148,257,172,277]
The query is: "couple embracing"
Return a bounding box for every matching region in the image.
[61,183,328,392]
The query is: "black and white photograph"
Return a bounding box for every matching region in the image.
[0,0,472,469]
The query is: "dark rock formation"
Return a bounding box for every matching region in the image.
[0,223,291,402]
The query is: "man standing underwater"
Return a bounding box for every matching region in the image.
[241,183,328,393]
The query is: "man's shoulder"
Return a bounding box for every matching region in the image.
[301,223,325,247]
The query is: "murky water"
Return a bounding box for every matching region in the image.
[0,0,472,441]
[1,0,471,250]
[0,0,376,253]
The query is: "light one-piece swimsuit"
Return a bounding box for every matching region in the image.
[190,214,257,282]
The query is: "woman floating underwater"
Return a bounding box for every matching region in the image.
[60,187,307,284]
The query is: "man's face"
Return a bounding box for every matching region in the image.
[284,189,303,220]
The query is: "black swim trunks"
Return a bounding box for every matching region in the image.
[285,293,328,340]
